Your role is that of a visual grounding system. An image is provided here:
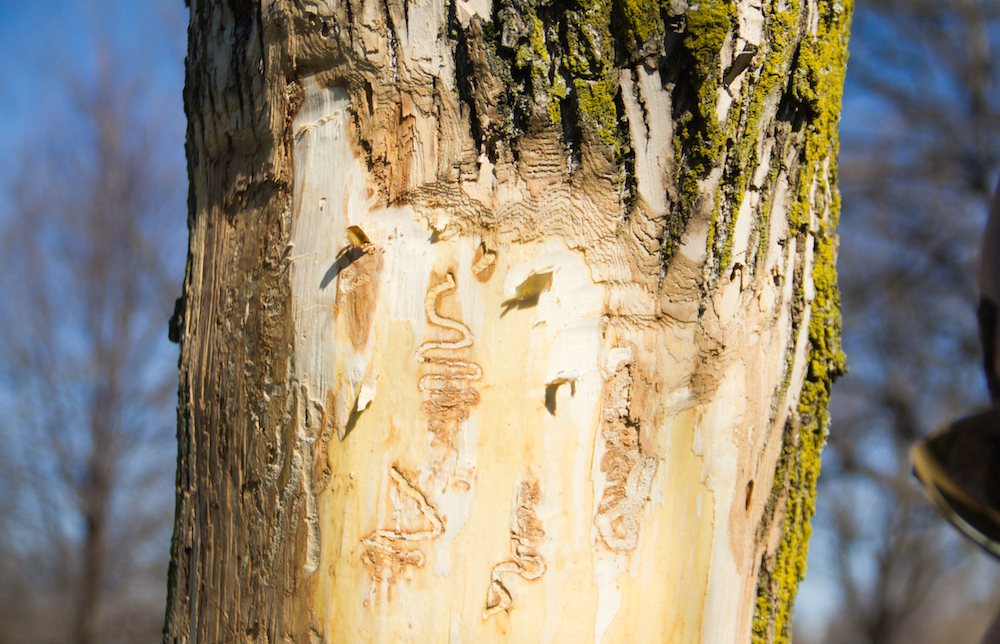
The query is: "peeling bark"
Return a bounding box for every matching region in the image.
[166,0,851,642]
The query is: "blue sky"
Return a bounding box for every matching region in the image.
[0,0,186,182]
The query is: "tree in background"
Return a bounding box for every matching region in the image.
[798,0,1000,642]
[0,3,186,643]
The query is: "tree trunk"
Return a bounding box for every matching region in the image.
[165,0,851,642]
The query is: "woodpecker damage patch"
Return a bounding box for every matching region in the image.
[361,466,445,595]
[594,351,658,553]
[483,479,547,619]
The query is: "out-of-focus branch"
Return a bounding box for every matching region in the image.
[807,0,1000,641]
[0,11,185,644]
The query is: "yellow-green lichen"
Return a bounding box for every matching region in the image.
[752,160,782,269]
[708,1,801,274]
[664,0,736,264]
[564,0,619,145]
[515,14,548,73]
[457,0,670,154]
[482,0,626,147]
[546,73,570,123]
[510,9,556,125]
[752,0,852,642]
[573,76,620,146]
[740,7,803,274]
[680,0,735,172]
[664,0,735,265]
[616,0,666,58]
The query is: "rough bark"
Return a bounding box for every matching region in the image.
[165,0,851,642]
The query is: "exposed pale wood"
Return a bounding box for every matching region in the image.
[166,0,849,641]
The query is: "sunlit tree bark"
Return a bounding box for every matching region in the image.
[165,0,850,641]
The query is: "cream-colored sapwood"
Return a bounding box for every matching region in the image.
[166,0,851,642]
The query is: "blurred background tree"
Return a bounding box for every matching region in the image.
[0,1,186,643]
[0,0,997,642]
[796,0,1000,642]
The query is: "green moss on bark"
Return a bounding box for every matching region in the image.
[564,0,619,145]
[662,0,735,264]
[468,0,624,148]
[708,1,801,273]
[460,0,674,151]
[615,0,666,57]
[681,1,734,173]
[752,0,852,642]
